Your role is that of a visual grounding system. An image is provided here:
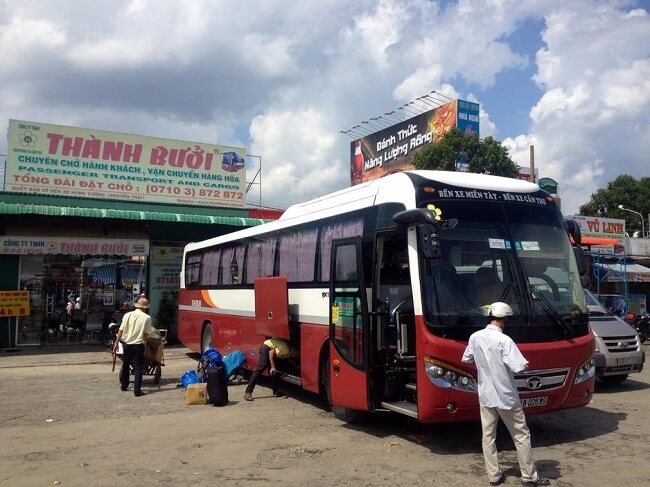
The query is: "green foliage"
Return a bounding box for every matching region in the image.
[579,175,650,234]
[155,291,178,331]
[412,128,519,178]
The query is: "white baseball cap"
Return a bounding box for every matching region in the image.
[489,302,513,318]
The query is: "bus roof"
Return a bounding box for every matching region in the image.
[184,170,540,253]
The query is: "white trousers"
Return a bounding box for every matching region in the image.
[480,404,539,483]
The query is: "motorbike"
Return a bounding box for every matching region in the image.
[626,312,649,344]
[102,309,122,347]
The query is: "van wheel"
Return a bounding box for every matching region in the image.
[323,356,362,423]
[600,374,628,385]
[201,324,213,353]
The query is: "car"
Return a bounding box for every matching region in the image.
[584,289,645,384]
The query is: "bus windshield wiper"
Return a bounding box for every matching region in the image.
[530,284,573,338]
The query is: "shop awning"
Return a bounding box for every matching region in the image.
[0,202,267,227]
[581,237,621,246]
[594,262,650,282]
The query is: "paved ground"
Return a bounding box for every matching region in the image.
[0,344,648,487]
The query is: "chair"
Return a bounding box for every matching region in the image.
[473,267,503,305]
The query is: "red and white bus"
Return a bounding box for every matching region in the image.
[178,170,595,422]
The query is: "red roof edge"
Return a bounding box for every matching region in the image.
[248,208,284,220]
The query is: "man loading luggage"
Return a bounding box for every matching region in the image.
[113,297,152,397]
[244,337,296,401]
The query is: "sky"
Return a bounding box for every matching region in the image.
[0,0,648,214]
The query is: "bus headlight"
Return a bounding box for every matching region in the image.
[423,356,477,393]
[574,358,595,384]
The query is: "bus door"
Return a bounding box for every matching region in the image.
[329,238,370,411]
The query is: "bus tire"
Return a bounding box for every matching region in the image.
[201,323,214,354]
[323,356,362,423]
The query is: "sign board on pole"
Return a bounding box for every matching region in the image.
[6,120,246,208]
[0,291,30,317]
[350,99,479,185]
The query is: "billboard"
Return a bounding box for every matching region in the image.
[571,215,626,239]
[6,120,246,208]
[350,99,479,185]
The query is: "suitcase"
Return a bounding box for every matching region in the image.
[206,366,228,406]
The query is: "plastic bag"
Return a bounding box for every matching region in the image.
[180,369,200,389]
[147,327,163,349]
[198,347,223,381]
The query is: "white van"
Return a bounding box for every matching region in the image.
[585,290,645,384]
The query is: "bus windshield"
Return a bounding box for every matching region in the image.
[417,197,588,342]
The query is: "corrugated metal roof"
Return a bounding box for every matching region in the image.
[0,202,267,227]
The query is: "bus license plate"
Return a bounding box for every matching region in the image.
[522,396,548,408]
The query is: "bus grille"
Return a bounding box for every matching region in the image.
[514,368,569,393]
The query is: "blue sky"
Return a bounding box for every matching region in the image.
[0,0,648,213]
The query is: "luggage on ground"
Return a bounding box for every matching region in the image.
[206,365,229,407]
[186,383,208,405]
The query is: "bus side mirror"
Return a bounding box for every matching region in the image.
[573,246,591,287]
[418,224,440,259]
[565,218,582,246]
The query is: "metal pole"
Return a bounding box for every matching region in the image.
[246,154,262,208]
[618,205,645,238]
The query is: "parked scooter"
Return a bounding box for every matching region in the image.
[102,309,121,347]
[625,312,649,344]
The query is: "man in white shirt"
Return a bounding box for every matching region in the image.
[462,302,550,487]
[113,297,152,397]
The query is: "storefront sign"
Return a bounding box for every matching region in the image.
[149,246,183,326]
[0,236,149,255]
[350,99,479,185]
[0,291,30,317]
[6,120,246,208]
[571,215,626,238]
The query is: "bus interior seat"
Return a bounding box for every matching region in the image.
[473,266,503,305]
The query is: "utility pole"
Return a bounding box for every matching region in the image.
[529,145,535,183]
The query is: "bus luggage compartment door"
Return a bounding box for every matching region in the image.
[328,239,370,411]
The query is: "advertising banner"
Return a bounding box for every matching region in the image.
[149,245,182,326]
[0,236,149,255]
[0,291,30,317]
[350,99,479,185]
[571,216,626,239]
[6,120,246,208]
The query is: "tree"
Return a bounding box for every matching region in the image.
[412,128,519,178]
[579,175,650,235]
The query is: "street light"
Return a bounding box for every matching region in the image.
[618,204,646,238]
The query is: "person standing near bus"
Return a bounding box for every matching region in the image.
[244,337,295,401]
[462,302,550,487]
[113,297,152,397]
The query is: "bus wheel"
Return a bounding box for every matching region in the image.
[323,356,362,423]
[201,324,214,353]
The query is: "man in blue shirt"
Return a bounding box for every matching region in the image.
[462,302,550,487]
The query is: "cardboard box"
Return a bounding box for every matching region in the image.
[145,344,164,365]
[186,383,208,405]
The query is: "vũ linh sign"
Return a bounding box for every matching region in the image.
[6,120,247,208]
[0,291,30,317]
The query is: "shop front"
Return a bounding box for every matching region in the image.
[0,198,280,349]
[12,237,149,346]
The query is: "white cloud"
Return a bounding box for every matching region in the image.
[249,108,345,208]
[0,0,647,216]
[520,1,650,213]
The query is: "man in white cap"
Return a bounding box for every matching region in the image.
[113,297,152,397]
[462,302,550,487]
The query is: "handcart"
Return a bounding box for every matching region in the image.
[112,329,167,384]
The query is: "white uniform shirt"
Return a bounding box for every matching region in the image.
[462,324,529,409]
